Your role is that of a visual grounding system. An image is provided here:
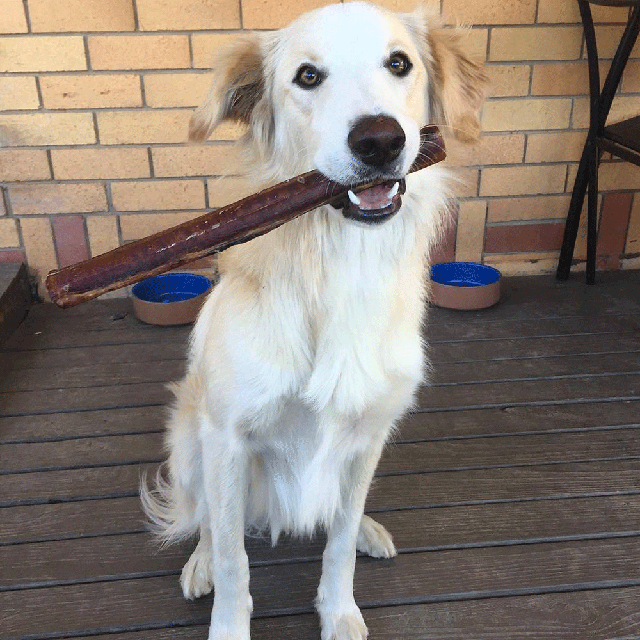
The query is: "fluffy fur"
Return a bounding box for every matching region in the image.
[140,3,487,639]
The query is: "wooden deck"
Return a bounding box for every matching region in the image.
[1,271,640,640]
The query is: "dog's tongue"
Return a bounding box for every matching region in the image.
[353,181,399,211]
[357,184,393,210]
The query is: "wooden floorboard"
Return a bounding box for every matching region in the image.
[1,271,640,640]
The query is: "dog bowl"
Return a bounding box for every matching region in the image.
[430,262,501,310]
[131,273,212,325]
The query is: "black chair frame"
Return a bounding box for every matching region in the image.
[556,0,640,284]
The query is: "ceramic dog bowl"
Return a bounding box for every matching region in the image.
[430,262,501,310]
[131,273,212,325]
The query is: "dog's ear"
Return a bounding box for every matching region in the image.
[189,34,270,142]
[407,9,488,143]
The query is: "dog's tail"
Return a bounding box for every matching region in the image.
[139,382,204,546]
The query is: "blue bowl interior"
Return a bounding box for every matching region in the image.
[132,273,210,304]
[431,262,501,288]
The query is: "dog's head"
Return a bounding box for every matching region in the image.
[190,2,487,224]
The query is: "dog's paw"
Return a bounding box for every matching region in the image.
[356,515,397,559]
[208,598,252,640]
[319,607,368,640]
[207,630,250,640]
[181,545,214,600]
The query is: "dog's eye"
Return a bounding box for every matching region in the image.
[387,52,412,77]
[293,64,325,89]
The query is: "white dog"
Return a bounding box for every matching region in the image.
[141,3,486,639]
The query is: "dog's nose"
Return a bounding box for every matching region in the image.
[348,115,406,169]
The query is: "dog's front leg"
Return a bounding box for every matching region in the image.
[201,425,252,640]
[316,444,383,640]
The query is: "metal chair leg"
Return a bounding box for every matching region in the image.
[586,142,599,285]
[557,147,590,281]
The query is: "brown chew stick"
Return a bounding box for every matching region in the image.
[46,125,445,308]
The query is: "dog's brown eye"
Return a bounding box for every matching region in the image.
[294,64,325,89]
[387,52,412,77]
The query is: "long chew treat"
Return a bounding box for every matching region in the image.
[46,125,445,308]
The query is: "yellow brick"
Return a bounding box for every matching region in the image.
[0,76,39,110]
[120,211,201,242]
[442,0,537,25]
[480,165,567,197]
[152,144,242,177]
[482,98,572,131]
[488,195,571,222]
[622,60,640,93]
[626,196,640,254]
[593,26,640,59]
[488,64,531,98]
[0,113,96,146]
[572,96,639,129]
[0,0,28,33]
[0,149,51,181]
[136,0,240,30]
[445,133,525,167]
[526,132,587,163]
[97,109,243,144]
[88,35,190,71]
[111,179,205,211]
[9,183,108,215]
[143,73,210,108]
[0,218,20,247]
[455,200,486,263]
[598,161,640,192]
[531,62,591,96]
[21,217,58,290]
[0,36,86,72]
[28,0,135,32]
[191,33,239,69]
[490,27,583,62]
[51,147,150,180]
[464,28,489,62]
[86,215,120,257]
[537,0,630,23]
[243,0,335,29]
[449,168,480,199]
[207,177,255,207]
[40,74,142,109]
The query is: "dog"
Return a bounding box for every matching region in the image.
[141,3,487,639]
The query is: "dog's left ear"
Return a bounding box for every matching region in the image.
[407,10,489,143]
[189,33,272,143]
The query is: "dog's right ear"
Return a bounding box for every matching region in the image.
[189,34,268,142]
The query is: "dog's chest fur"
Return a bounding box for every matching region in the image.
[190,194,438,539]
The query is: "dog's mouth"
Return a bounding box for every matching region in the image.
[334,179,406,225]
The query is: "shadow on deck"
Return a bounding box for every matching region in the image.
[1,272,640,640]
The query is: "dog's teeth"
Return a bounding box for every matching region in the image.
[387,182,400,199]
[348,190,361,206]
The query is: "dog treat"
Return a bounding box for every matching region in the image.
[46,125,445,308]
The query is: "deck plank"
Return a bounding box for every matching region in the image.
[64,587,640,640]
[3,460,640,543]
[2,537,640,639]
[2,493,639,590]
[2,426,639,475]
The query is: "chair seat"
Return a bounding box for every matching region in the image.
[586,0,640,6]
[604,115,640,152]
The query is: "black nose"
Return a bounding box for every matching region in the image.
[348,115,406,169]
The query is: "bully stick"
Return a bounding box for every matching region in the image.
[46,125,446,308]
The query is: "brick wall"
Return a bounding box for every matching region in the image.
[1,0,639,297]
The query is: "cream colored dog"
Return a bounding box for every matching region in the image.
[141,3,486,639]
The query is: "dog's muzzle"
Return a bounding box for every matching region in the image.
[336,115,408,224]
